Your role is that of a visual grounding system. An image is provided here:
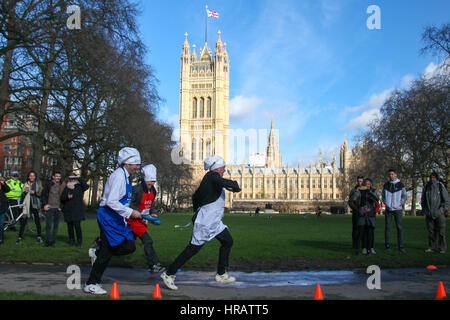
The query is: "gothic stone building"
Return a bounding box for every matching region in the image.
[178,31,350,211]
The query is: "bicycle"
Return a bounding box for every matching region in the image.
[3,203,25,231]
[3,203,38,234]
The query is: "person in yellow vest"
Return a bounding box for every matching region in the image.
[5,171,23,231]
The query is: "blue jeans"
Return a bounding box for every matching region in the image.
[0,212,5,241]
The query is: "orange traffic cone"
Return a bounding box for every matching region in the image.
[153,283,162,299]
[314,284,324,300]
[436,281,447,300]
[110,282,120,300]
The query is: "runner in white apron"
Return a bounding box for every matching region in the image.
[161,155,241,290]
[84,147,142,295]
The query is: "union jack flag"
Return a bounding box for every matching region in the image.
[207,9,219,18]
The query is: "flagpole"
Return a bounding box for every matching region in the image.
[205,5,208,45]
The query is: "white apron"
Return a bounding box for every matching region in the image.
[191,189,226,246]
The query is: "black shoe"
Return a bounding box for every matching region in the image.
[0,240,3,247]
[36,237,43,243]
[77,243,82,249]
[68,240,75,247]
[399,248,405,253]
[50,242,56,247]
[16,238,22,244]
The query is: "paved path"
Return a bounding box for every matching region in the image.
[0,263,448,299]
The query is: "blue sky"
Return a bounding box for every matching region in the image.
[137,0,449,167]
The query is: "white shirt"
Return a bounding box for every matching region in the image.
[99,167,133,218]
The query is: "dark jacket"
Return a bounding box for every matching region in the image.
[60,178,89,222]
[192,171,241,212]
[41,180,63,209]
[349,187,379,227]
[0,182,11,213]
[421,181,450,219]
[129,181,158,214]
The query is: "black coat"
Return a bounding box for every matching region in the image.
[0,182,11,213]
[192,171,241,212]
[60,178,89,222]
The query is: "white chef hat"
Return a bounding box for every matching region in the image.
[204,155,226,171]
[117,147,141,166]
[142,164,157,182]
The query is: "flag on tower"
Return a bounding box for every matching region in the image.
[207,8,219,18]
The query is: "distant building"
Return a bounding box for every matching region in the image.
[0,101,59,180]
[177,30,352,210]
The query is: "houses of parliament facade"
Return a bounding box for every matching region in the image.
[178,31,351,210]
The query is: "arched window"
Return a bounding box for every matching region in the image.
[192,98,197,118]
[191,139,196,161]
[207,97,212,117]
[200,97,204,118]
[199,139,204,160]
[206,139,211,157]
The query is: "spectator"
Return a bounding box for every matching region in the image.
[17,171,43,244]
[0,174,11,246]
[348,176,364,250]
[350,178,380,255]
[422,172,449,254]
[60,173,90,248]
[41,171,63,247]
[5,171,23,231]
[382,169,407,253]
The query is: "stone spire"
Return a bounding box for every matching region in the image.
[265,119,282,168]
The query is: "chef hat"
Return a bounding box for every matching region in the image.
[117,147,141,166]
[204,155,226,171]
[142,164,157,182]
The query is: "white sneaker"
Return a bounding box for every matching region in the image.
[83,283,107,295]
[215,272,236,283]
[370,248,376,254]
[161,272,178,290]
[362,248,367,255]
[88,248,97,266]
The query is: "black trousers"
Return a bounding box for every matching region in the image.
[135,232,159,268]
[19,208,41,238]
[166,228,233,276]
[86,221,136,285]
[351,211,359,249]
[357,224,375,250]
[67,221,82,244]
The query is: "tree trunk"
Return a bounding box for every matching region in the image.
[411,179,417,217]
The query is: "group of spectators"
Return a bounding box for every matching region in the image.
[348,169,449,255]
[0,170,89,248]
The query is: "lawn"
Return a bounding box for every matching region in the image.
[0,213,448,271]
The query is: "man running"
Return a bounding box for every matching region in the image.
[161,155,241,290]
[84,147,142,295]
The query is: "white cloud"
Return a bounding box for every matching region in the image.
[344,108,381,131]
[229,95,263,119]
[344,89,393,113]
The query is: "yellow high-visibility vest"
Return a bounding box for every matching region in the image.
[5,179,23,200]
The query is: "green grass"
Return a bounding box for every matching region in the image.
[0,213,448,270]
